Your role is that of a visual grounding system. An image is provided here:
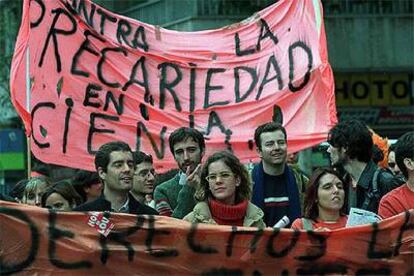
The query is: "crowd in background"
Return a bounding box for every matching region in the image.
[1,120,413,231]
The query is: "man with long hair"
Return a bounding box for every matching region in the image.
[327,120,402,213]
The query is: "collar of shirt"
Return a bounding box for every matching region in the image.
[111,197,130,213]
[178,171,187,186]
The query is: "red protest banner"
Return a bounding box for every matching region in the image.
[10,0,336,171]
[1,201,413,275]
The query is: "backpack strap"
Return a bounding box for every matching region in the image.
[372,168,381,196]
[302,218,313,231]
[291,166,308,194]
[361,168,381,210]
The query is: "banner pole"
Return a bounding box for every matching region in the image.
[25,46,31,179]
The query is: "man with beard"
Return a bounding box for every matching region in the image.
[327,120,402,213]
[251,122,308,227]
[130,151,158,213]
[75,141,157,215]
[154,127,204,218]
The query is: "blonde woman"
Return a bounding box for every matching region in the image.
[22,176,53,207]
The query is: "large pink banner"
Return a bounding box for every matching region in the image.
[10,0,336,171]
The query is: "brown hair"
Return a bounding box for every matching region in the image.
[303,167,349,220]
[195,151,251,203]
[41,180,82,209]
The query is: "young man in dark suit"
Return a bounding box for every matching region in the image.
[75,141,157,215]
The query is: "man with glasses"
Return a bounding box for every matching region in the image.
[251,122,308,227]
[130,151,158,212]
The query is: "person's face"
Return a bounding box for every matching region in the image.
[388,151,402,176]
[133,161,155,195]
[173,137,203,174]
[327,145,347,166]
[45,192,72,211]
[98,151,134,193]
[85,182,103,200]
[287,152,298,164]
[257,130,287,166]
[207,160,240,205]
[24,182,49,206]
[317,173,345,214]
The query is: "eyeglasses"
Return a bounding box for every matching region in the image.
[206,172,234,182]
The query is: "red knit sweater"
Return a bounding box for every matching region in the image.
[208,199,248,226]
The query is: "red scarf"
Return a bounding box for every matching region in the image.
[208,198,248,226]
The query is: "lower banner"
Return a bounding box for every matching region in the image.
[1,201,413,275]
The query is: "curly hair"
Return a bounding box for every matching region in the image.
[195,151,251,203]
[328,120,373,163]
[303,167,349,221]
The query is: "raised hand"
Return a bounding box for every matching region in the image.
[186,164,202,188]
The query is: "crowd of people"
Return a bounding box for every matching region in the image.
[1,120,413,231]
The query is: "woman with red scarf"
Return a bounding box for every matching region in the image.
[184,151,265,227]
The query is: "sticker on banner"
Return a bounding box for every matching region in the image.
[87,212,114,237]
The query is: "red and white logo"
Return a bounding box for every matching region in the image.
[87,212,114,237]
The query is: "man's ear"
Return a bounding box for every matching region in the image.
[403,158,413,170]
[97,167,106,181]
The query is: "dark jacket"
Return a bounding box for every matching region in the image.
[354,161,404,213]
[74,193,158,215]
[250,164,309,211]
[250,163,309,226]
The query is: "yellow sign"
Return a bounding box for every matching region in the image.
[335,73,412,107]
